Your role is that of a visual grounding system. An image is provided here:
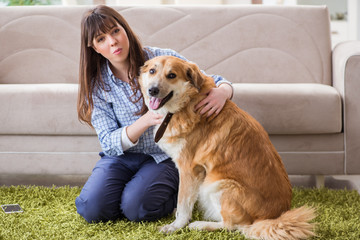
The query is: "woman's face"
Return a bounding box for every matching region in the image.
[92,24,130,67]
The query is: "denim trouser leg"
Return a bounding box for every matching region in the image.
[75,152,179,223]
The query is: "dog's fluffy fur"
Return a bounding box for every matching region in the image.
[139,56,316,240]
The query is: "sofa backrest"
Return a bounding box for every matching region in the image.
[0,5,332,85]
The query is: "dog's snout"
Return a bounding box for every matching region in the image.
[148,87,160,96]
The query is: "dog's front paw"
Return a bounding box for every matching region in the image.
[159,224,179,233]
[188,221,204,230]
[159,219,188,233]
[188,221,223,231]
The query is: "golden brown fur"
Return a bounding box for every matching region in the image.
[139,56,316,240]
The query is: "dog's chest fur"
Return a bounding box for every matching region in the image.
[156,127,186,163]
[153,106,200,163]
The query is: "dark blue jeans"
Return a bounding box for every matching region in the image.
[75,152,179,223]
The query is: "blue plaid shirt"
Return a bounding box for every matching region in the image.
[91,47,231,163]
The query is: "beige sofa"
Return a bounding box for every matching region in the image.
[1,5,360,185]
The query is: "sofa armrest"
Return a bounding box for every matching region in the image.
[332,41,360,174]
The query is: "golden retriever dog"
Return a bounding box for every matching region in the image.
[139,56,315,240]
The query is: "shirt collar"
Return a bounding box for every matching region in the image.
[105,60,118,83]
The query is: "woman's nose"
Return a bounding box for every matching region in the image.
[108,35,117,45]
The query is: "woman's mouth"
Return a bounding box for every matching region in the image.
[113,48,122,55]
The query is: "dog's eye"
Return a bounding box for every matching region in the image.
[167,73,176,79]
[149,69,156,74]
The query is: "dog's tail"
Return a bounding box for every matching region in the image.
[240,206,316,240]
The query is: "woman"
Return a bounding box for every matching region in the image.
[76,5,233,223]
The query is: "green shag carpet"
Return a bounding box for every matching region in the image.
[0,186,360,240]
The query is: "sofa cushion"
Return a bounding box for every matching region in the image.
[232,83,342,134]
[0,84,94,135]
[0,83,341,136]
[0,6,331,86]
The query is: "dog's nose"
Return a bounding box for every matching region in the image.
[148,87,160,96]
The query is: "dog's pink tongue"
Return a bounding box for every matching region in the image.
[149,97,161,110]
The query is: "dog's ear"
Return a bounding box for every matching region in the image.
[139,63,148,74]
[186,62,204,91]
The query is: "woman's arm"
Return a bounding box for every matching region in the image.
[92,91,164,154]
[126,111,163,144]
[91,94,125,156]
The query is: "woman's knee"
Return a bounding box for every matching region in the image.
[75,156,127,223]
[120,160,179,222]
[75,195,100,223]
[75,192,122,223]
[121,191,177,222]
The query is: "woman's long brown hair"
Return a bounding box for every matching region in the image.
[77,5,146,127]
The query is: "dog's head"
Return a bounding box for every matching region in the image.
[139,56,204,114]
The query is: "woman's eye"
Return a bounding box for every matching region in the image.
[97,37,104,43]
[167,73,176,79]
[113,28,120,34]
[149,69,156,74]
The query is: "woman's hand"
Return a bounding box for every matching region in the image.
[142,110,164,127]
[195,83,233,117]
[126,111,163,143]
